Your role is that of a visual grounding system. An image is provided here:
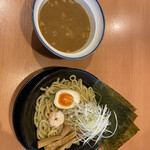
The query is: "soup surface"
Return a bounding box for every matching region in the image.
[38,0,91,53]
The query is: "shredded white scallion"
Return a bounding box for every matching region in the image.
[64,101,118,147]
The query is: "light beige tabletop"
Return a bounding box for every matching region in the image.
[0,0,150,149]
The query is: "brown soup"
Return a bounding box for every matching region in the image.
[38,0,91,53]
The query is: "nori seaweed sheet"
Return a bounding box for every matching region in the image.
[93,80,139,150]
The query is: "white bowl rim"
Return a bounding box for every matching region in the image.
[32,0,105,60]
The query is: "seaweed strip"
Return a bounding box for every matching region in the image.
[100,121,139,150]
[98,118,139,150]
[104,85,136,112]
[93,80,139,150]
[93,81,136,128]
[94,81,136,112]
[113,122,139,150]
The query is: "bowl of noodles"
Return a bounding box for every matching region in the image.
[13,67,139,150]
[20,68,105,150]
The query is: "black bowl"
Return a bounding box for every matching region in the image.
[13,67,100,150]
[13,67,136,150]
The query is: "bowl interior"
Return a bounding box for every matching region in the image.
[32,0,105,59]
[21,68,100,150]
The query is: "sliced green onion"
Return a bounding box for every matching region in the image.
[44,96,50,100]
[70,118,79,124]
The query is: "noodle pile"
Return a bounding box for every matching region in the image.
[34,75,96,140]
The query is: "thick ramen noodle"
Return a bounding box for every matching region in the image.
[34,75,96,140]
[38,0,91,52]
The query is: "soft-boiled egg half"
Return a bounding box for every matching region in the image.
[54,90,80,109]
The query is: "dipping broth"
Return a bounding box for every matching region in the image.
[38,0,91,53]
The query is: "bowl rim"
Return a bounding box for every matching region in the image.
[31,0,105,60]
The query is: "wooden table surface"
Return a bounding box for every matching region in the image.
[0,0,150,149]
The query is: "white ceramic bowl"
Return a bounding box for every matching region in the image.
[32,0,105,59]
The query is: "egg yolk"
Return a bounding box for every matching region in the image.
[58,93,74,107]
